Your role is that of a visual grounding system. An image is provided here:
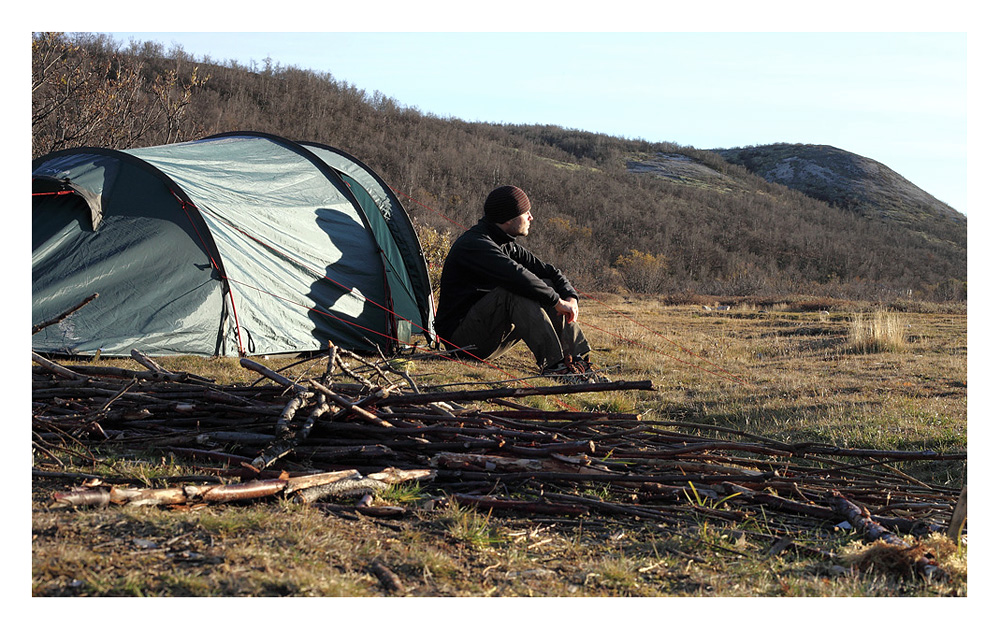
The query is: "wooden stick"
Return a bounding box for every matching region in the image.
[239,358,308,393]
[829,490,946,580]
[946,485,967,542]
[724,482,836,520]
[127,349,215,383]
[284,469,362,494]
[330,344,378,388]
[307,379,393,427]
[366,468,436,484]
[110,486,190,506]
[482,409,641,421]
[32,352,87,380]
[187,478,290,503]
[275,391,311,439]
[50,487,110,508]
[452,493,589,516]
[376,380,654,407]
[294,477,388,504]
[32,293,99,334]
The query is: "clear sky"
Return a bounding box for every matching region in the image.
[99,28,969,215]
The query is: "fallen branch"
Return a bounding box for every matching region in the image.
[32,352,87,380]
[32,293,99,334]
[452,493,589,516]
[239,358,308,393]
[48,468,432,509]
[376,380,655,407]
[33,350,965,570]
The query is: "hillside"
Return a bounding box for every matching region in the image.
[713,143,966,250]
[31,33,967,302]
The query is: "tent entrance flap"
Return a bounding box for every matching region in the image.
[32,150,126,230]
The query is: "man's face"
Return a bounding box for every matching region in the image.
[500,210,533,237]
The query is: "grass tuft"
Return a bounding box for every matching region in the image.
[443,502,505,548]
[847,310,907,353]
[839,533,966,594]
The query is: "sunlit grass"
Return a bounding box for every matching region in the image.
[442,502,505,548]
[847,309,907,354]
[34,296,966,597]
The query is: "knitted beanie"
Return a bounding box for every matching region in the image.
[484,185,531,223]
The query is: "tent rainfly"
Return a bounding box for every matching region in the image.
[32,132,435,357]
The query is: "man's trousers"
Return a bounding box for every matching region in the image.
[447,286,591,370]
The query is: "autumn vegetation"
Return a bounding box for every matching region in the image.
[32,32,966,304]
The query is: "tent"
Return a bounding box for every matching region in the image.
[32,131,435,357]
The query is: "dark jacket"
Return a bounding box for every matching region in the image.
[434,218,578,340]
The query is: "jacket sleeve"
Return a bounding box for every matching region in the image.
[508,242,579,302]
[458,235,576,306]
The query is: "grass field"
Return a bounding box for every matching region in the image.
[31,296,968,598]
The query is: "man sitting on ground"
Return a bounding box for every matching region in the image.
[434,185,607,383]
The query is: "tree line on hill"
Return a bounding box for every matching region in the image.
[31,32,966,303]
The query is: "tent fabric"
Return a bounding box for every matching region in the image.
[297,141,434,344]
[32,132,435,357]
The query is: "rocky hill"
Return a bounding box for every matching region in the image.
[712,143,966,250]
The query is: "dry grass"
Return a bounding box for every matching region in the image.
[840,534,967,583]
[847,309,908,354]
[31,296,968,598]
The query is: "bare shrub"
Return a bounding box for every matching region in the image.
[613,249,669,295]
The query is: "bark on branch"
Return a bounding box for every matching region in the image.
[829,490,947,581]
[377,380,654,407]
[32,293,99,334]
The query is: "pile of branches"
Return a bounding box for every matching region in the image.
[32,342,967,579]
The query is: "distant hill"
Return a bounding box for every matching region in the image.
[712,143,966,250]
[624,145,965,300]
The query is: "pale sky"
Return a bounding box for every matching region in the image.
[99,29,969,215]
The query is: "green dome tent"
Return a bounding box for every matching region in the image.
[32,132,435,357]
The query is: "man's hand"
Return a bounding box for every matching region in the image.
[555,297,579,323]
